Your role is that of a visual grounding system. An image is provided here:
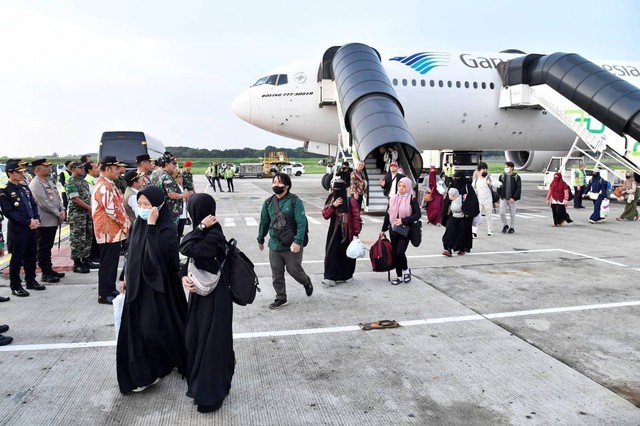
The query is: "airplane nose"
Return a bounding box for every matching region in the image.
[232,89,251,123]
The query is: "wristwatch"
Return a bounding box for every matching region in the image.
[198,223,206,231]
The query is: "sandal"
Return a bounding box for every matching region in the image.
[457,251,466,256]
[391,278,402,285]
[442,250,452,257]
[403,269,411,283]
[358,320,400,330]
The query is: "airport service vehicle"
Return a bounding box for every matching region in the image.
[284,162,305,176]
[99,131,165,170]
[238,163,266,178]
[233,43,640,210]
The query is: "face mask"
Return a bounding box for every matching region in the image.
[626,174,631,178]
[272,186,285,195]
[504,167,511,173]
[138,208,152,220]
[481,171,488,177]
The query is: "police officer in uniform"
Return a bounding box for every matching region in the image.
[29,159,66,283]
[0,160,46,297]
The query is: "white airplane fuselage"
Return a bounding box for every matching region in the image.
[232,50,640,156]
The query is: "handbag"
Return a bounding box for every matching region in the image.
[588,191,599,200]
[346,236,367,259]
[188,257,221,296]
[613,186,625,198]
[391,224,410,238]
[410,220,422,247]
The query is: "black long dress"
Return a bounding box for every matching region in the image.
[441,178,476,253]
[323,198,359,281]
[179,193,235,413]
[117,186,187,394]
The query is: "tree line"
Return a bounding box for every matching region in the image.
[165,146,324,159]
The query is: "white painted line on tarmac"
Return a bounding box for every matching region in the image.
[244,217,258,226]
[306,215,321,225]
[2,300,639,351]
[364,217,383,223]
[224,217,236,227]
[557,249,629,268]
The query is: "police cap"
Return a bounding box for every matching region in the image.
[32,158,51,168]
[6,159,27,173]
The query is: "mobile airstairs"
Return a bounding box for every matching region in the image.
[497,53,640,182]
[317,43,423,212]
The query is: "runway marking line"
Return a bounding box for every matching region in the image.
[1,248,637,352]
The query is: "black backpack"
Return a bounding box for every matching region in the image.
[267,194,309,247]
[222,238,260,306]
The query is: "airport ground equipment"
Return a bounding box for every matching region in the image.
[498,53,640,184]
[238,163,266,178]
[318,43,423,212]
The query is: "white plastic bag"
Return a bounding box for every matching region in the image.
[346,236,367,259]
[472,214,483,227]
[113,293,125,340]
[436,180,447,195]
[600,198,610,218]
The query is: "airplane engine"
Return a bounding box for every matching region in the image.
[504,150,566,172]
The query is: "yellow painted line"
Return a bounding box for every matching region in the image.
[0,224,70,267]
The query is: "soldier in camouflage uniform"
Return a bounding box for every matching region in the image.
[157,153,191,227]
[182,161,195,192]
[66,162,92,273]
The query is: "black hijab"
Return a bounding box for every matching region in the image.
[180,193,226,273]
[325,178,349,213]
[126,185,178,302]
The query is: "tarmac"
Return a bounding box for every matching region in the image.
[0,174,639,425]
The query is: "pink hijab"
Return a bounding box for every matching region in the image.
[388,177,414,220]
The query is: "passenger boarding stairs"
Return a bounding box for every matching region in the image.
[499,84,640,179]
[497,53,640,180]
[318,43,423,213]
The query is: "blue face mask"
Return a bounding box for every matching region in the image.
[138,202,164,221]
[138,208,152,220]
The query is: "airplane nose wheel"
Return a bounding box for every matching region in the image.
[321,173,332,190]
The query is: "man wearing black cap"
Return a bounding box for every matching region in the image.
[123,170,145,225]
[92,156,131,304]
[0,160,45,296]
[497,161,522,234]
[135,154,153,187]
[29,159,66,283]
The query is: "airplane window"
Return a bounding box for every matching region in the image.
[490,82,495,89]
[252,76,269,86]
[465,81,469,89]
[430,80,435,87]
[402,79,407,86]
[393,78,398,86]
[438,80,443,87]
[265,75,278,85]
[456,81,461,88]
[481,82,486,89]
[412,79,416,86]
[277,74,288,85]
[447,81,452,88]
[473,82,478,89]
[421,80,426,87]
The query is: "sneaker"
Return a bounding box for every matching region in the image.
[487,232,493,236]
[472,233,478,239]
[589,219,596,224]
[304,280,314,297]
[132,378,160,393]
[507,227,515,234]
[269,299,288,309]
[502,225,509,234]
[321,279,336,287]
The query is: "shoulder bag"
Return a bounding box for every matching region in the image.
[188,257,221,297]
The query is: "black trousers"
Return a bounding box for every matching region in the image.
[390,233,410,278]
[98,242,121,298]
[36,226,58,274]
[9,224,37,288]
[90,231,100,260]
[212,176,223,191]
[226,178,234,192]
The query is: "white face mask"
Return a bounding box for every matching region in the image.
[504,167,511,173]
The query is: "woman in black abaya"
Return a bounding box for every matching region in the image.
[179,193,234,413]
[117,185,187,394]
[321,179,362,285]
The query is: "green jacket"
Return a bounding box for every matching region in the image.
[257,193,307,252]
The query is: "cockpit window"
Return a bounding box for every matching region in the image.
[252,74,288,87]
[252,76,269,86]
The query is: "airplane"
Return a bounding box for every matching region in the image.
[232,43,640,209]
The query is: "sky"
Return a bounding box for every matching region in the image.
[0,0,638,158]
